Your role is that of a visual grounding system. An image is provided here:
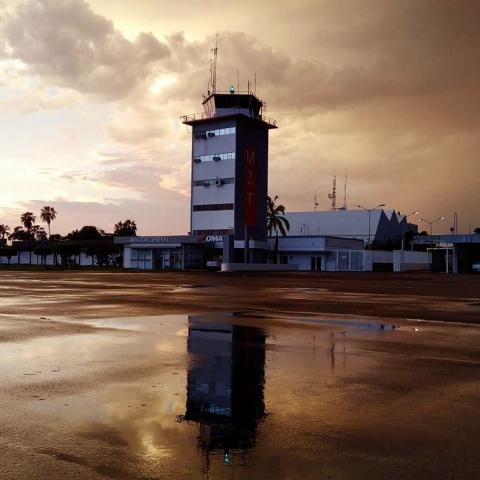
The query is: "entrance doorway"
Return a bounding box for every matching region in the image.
[310,256,322,271]
[153,250,164,269]
[153,249,183,270]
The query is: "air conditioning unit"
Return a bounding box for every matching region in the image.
[193,157,201,163]
[215,179,224,187]
[203,182,210,188]
[212,156,221,161]
[208,132,215,137]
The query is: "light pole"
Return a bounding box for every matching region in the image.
[402,211,419,250]
[418,217,446,272]
[405,211,419,220]
[356,203,386,247]
[418,217,445,236]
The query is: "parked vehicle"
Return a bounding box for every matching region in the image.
[206,259,222,271]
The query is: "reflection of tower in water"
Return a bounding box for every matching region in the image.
[180,316,266,473]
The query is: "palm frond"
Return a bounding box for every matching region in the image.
[279,216,290,231]
[277,221,287,237]
[266,194,289,238]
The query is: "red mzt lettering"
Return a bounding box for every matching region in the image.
[245,147,257,226]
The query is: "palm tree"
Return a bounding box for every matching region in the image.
[113,219,137,236]
[40,206,57,238]
[31,225,47,241]
[0,224,10,240]
[267,195,290,263]
[20,212,36,231]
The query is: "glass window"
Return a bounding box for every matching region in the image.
[131,249,152,269]
[194,152,236,163]
[192,203,234,212]
[193,178,234,187]
[197,127,235,140]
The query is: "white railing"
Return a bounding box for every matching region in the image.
[182,110,277,127]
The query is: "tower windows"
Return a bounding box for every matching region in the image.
[192,203,234,212]
[193,152,235,163]
[194,127,235,140]
[193,178,234,187]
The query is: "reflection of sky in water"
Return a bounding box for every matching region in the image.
[2,313,480,479]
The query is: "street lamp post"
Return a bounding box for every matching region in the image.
[356,203,386,247]
[418,217,446,271]
[418,217,446,236]
[402,211,419,251]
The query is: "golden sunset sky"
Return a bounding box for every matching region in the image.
[1,0,479,234]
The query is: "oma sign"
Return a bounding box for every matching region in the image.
[205,235,223,242]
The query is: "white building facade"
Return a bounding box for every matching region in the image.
[284,209,409,245]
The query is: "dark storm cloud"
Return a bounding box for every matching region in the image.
[1,0,479,232]
[2,0,170,98]
[163,27,465,114]
[313,1,480,103]
[5,0,478,113]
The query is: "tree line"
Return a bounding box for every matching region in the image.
[0,207,137,243]
[0,207,138,268]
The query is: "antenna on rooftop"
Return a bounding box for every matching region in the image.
[314,192,319,212]
[344,174,348,210]
[328,175,337,210]
[209,33,219,94]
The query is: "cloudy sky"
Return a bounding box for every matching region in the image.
[1,0,479,235]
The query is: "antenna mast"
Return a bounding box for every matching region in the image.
[343,174,348,210]
[314,192,319,212]
[328,175,337,210]
[210,33,218,94]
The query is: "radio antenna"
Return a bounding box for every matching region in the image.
[328,175,337,210]
[210,33,219,94]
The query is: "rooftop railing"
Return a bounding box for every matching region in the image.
[182,110,277,127]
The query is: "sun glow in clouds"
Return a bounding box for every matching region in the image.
[149,74,176,95]
[0,0,479,235]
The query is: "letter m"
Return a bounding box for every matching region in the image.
[246,148,255,166]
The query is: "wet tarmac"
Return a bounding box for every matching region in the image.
[2,307,480,479]
[1,270,479,323]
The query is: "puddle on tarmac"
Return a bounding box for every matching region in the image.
[171,284,221,293]
[2,313,480,479]
[280,316,399,331]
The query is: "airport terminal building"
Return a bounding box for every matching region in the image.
[115,233,369,271]
[114,86,432,273]
[114,88,387,271]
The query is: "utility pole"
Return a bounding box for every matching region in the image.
[356,203,386,247]
[418,217,446,236]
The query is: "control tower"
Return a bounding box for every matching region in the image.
[182,88,277,251]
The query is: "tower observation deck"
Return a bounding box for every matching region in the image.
[183,90,277,255]
[182,91,277,129]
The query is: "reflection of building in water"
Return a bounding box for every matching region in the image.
[181,317,266,470]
